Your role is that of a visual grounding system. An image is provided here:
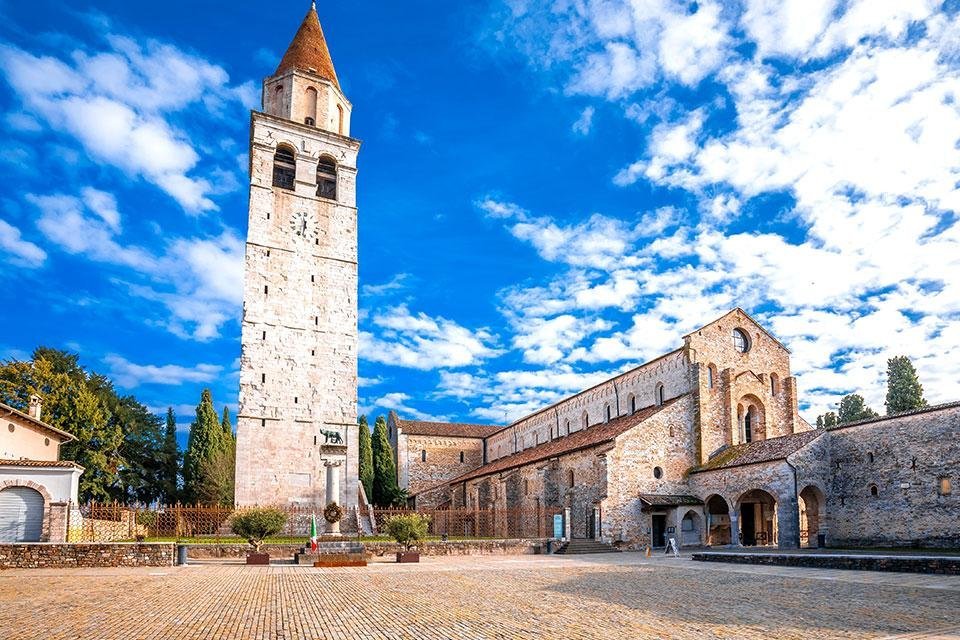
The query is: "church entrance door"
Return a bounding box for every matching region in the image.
[740,505,757,545]
[652,514,666,547]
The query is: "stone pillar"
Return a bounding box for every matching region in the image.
[729,512,740,547]
[324,459,343,535]
[778,499,800,549]
[563,507,571,541]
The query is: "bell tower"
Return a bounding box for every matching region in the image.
[235,2,360,510]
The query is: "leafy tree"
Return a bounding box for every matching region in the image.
[384,513,430,550]
[114,395,166,503]
[837,393,880,424]
[230,507,287,552]
[885,355,927,415]
[357,415,374,502]
[371,415,400,507]
[183,389,229,504]
[160,408,180,504]
[816,411,838,428]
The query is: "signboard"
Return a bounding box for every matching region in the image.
[553,514,563,539]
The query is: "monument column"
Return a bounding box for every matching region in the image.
[324,459,343,534]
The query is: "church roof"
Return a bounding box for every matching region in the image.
[275,2,341,90]
[689,429,823,473]
[449,396,685,485]
[393,415,502,439]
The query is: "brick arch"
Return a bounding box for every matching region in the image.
[0,479,52,542]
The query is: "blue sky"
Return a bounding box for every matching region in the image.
[1,0,959,442]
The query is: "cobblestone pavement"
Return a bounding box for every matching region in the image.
[1,553,958,640]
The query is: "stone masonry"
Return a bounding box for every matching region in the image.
[235,6,359,509]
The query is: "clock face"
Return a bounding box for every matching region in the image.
[290,211,317,241]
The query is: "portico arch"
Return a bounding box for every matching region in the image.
[704,494,731,546]
[799,484,826,547]
[680,509,703,546]
[736,488,778,546]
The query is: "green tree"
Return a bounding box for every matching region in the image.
[837,393,880,424]
[183,389,228,504]
[114,395,166,504]
[371,415,400,507]
[816,411,838,428]
[357,415,374,502]
[160,408,180,504]
[885,355,927,415]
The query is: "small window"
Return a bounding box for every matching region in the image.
[317,156,337,200]
[459,451,465,463]
[867,452,874,463]
[605,405,611,422]
[733,328,750,353]
[262,331,266,340]
[261,374,266,383]
[565,420,570,436]
[421,450,427,462]
[294,397,298,404]
[7,424,13,433]
[337,103,345,135]
[582,411,589,429]
[304,117,315,126]
[274,85,282,94]
[524,479,529,495]
[707,365,715,388]
[655,383,665,406]
[939,477,952,496]
[44,437,50,446]
[311,350,315,356]
[272,146,296,190]
[629,395,637,414]
[653,466,663,479]
[568,470,575,488]
[261,419,266,427]
[770,373,779,395]
[264,285,269,295]
[869,484,879,497]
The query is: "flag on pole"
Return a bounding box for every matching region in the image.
[310,513,318,552]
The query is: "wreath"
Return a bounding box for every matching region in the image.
[323,501,344,524]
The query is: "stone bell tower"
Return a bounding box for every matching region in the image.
[235,2,360,510]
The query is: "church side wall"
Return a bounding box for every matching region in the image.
[405,435,484,498]
[826,406,960,548]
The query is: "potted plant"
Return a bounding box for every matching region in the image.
[384,513,430,563]
[323,501,344,535]
[230,507,287,565]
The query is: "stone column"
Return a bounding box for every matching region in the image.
[324,459,343,535]
[729,512,740,547]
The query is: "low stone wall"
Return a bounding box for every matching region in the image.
[0,543,175,569]
[185,539,550,560]
[692,552,960,575]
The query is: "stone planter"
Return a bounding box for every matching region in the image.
[396,551,420,563]
[246,552,270,565]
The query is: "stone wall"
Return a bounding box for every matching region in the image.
[692,551,960,575]
[403,435,484,508]
[184,540,548,560]
[826,405,960,548]
[0,543,174,569]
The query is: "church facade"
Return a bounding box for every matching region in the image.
[393,308,960,550]
[235,4,359,509]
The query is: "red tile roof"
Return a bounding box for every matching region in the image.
[825,400,960,430]
[449,396,685,485]
[690,429,823,473]
[0,459,83,469]
[275,3,341,89]
[395,417,502,439]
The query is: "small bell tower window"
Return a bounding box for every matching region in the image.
[272,145,296,190]
[317,156,337,200]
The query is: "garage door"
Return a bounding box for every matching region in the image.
[0,486,45,542]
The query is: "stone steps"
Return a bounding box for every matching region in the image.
[554,539,620,555]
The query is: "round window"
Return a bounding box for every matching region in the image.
[45,437,50,446]
[732,328,750,353]
[653,466,663,479]
[7,423,13,433]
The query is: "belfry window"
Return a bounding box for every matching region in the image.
[272,146,296,190]
[316,156,337,200]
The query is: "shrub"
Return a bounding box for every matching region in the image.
[230,508,287,552]
[384,513,430,550]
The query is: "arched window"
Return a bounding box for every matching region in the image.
[869,484,878,497]
[770,373,779,395]
[567,469,575,488]
[655,383,665,406]
[744,407,753,443]
[867,451,874,463]
[421,449,427,462]
[732,328,750,353]
[653,466,663,479]
[605,404,611,422]
[305,87,318,126]
[304,117,315,126]
[582,411,589,429]
[459,451,465,463]
[707,364,716,389]
[272,145,296,190]
[564,420,570,436]
[316,156,337,200]
[337,103,345,134]
[629,395,637,414]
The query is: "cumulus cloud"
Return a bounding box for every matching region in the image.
[104,354,222,388]
[0,219,46,268]
[0,33,250,213]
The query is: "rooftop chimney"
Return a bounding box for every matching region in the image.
[28,394,42,421]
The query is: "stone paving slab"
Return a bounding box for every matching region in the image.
[1,553,958,639]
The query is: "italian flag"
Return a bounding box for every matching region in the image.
[310,514,318,552]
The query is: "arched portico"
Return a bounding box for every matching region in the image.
[704,494,732,546]
[799,484,826,548]
[736,488,778,546]
[680,509,703,546]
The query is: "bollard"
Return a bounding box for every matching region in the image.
[176,544,188,566]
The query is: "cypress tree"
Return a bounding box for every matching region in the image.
[182,389,222,503]
[161,408,180,504]
[220,406,234,449]
[885,356,927,415]
[358,415,374,502]
[837,393,879,424]
[371,415,399,507]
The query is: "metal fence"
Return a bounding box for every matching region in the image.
[69,503,559,543]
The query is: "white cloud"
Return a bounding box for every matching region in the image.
[362,273,410,297]
[572,106,595,135]
[0,219,46,268]
[0,33,249,213]
[104,354,222,388]
[362,391,447,422]
[361,305,501,371]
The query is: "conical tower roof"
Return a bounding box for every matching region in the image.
[275,2,340,90]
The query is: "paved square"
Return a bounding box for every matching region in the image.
[1,554,958,639]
